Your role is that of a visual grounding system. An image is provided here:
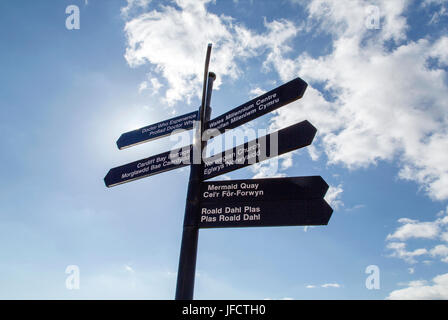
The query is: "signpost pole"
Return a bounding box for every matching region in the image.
[104,43,333,300]
[175,44,215,300]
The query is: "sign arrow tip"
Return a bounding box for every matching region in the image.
[116,135,126,150]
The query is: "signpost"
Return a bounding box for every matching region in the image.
[103,44,334,300]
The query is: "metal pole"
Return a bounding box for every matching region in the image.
[175,44,215,300]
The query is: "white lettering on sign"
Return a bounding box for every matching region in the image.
[208,89,286,131]
[203,191,220,198]
[201,207,222,215]
[243,213,261,221]
[225,104,255,121]
[201,215,216,223]
[140,113,196,135]
[244,206,260,213]
[219,214,241,222]
[256,93,277,106]
[220,189,264,198]
[119,148,191,181]
[207,183,238,191]
[203,163,225,176]
[203,182,265,200]
[121,166,149,179]
[137,158,156,168]
[225,206,242,214]
[200,205,262,225]
[240,183,259,190]
[229,109,257,124]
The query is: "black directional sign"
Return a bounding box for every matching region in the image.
[201,176,329,202]
[203,120,317,180]
[199,199,333,228]
[116,111,198,149]
[199,176,332,228]
[206,77,307,133]
[104,146,192,187]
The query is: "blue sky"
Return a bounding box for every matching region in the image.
[0,0,448,299]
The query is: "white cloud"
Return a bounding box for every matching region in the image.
[422,0,448,24]
[279,153,294,171]
[303,0,408,43]
[345,204,366,212]
[150,77,162,89]
[430,245,448,262]
[321,283,341,288]
[386,207,448,264]
[303,226,316,232]
[214,174,232,181]
[143,77,163,94]
[441,232,448,242]
[123,0,237,105]
[251,159,287,179]
[324,184,343,210]
[249,87,266,98]
[306,283,341,288]
[268,0,448,201]
[121,0,151,17]
[430,36,448,66]
[386,221,441,241]
[387,273,448,299]
[306,144,321,161]
[124,264,135,273]
[250,151,293,179]
[387,211,448,242]
[386,242,428,264]
[407,280,428,287]
[123,0,301,106]
[138,81,148,93]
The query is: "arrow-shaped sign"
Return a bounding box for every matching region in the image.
[206,77,307,133]
[203,120,317,180]
[104,146,192,187]
[201,176,329,202]
[116,111,198,150]
[199,198,333,228]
